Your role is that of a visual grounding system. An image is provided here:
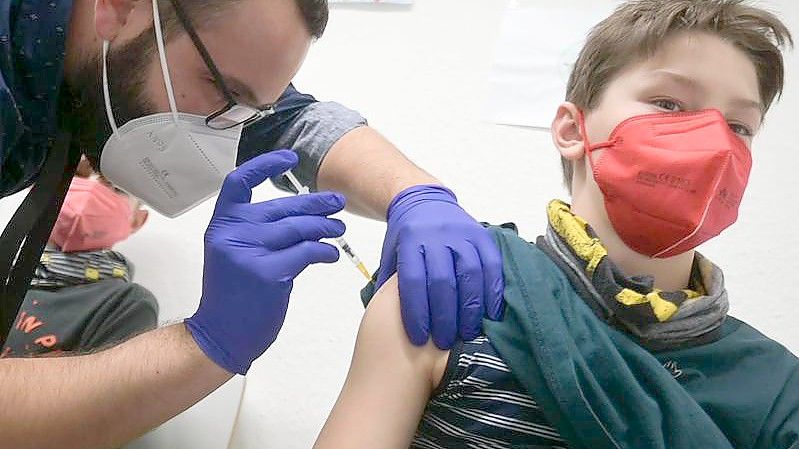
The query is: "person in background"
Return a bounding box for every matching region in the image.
[3,163,156,358]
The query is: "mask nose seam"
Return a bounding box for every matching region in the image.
[651,153,732,258]
[186,134,223,175]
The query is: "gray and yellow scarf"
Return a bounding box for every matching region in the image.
[31,246,132,290]
[537,200,729,349]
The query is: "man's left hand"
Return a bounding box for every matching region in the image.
[375,185,504,349]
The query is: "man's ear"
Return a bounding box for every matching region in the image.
[75,156,95,178]
[551,102,585,162]
[95,0,137,40]
[131,208,149,234]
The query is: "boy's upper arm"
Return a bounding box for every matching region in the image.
[314,276,448,449]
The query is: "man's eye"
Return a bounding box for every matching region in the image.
[729,123,753,137]
[652,99,682,112]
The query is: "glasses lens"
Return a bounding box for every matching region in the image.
[207,104,261,130]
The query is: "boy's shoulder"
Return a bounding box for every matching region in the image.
[655,315,798,372]
[483,222,555,268]
[655,316,799,448]
[665,315,798,371]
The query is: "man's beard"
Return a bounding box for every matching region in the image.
[67,28,157,173]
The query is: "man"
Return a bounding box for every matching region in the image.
[0,0,504,447]
[3,170,156,358]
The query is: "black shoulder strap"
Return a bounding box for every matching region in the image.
[0,130,80,342]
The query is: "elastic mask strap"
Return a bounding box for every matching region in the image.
[577,110,598,168]
[102,41,120,137]
[152,0,181,125]
[101,0,180,133]
[577,110,613,169]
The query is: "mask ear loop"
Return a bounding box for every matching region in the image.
[101,0,180,132]
[577,110,600,172]
[578,110,616,174]
[151,0,181,126]
[102,40,120,138]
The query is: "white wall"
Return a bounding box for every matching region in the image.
[1,1,796,447]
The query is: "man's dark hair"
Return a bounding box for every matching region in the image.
[162,0,329,39]
[295,0,329,38]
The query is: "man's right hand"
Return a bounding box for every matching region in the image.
[185,150,346,375]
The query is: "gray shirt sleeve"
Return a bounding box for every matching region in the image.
[270,101,367,192]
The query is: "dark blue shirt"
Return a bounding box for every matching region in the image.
[0,0,318,197]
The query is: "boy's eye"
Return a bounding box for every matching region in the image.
[729,123,753,137]
[652,99,682,112]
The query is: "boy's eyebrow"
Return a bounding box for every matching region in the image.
[649,69,700,92]
[729,98,763,114]
[651,69,763,115]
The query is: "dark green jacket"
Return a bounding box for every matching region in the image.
[482,225,798,449]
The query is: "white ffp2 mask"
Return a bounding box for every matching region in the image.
[99,0,243,218]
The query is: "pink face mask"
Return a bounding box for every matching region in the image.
[51,178,135,252]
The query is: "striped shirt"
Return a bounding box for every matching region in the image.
[412,336,566,449]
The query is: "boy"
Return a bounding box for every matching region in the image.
[312,1,798,448]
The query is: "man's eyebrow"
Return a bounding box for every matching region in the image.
[221,74,260,106]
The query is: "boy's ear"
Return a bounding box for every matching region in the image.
[551,102,585,161]
[94,0,140,40]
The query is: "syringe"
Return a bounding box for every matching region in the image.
[284,171,372,281]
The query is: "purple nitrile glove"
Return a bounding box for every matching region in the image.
[186,150,346,375]
[376,185,504,350]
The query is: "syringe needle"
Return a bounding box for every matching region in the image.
[284,171,372,281]
[334,236,372,281]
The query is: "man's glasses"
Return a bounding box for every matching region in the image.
[169,0,276,130]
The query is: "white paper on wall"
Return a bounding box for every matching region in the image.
[486,1,617,129]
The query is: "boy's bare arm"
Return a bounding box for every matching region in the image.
[0,324,232,449]
[314,276,449,449]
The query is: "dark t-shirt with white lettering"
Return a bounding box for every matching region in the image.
[2,279,158,357]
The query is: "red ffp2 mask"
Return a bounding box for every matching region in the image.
[580,109,752,258]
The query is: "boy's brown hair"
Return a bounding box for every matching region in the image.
[561,0,792,193]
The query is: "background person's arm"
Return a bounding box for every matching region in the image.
[0,324,232,449]
[313,276,448,449]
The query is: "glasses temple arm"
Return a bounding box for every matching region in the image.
[169,0,236,104]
